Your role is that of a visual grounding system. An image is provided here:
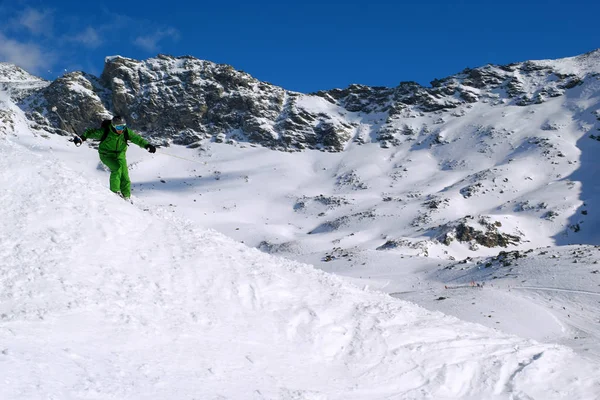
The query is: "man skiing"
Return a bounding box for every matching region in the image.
[73,115,156,200]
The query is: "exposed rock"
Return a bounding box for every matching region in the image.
[460,183,484,198]
[294,195,351,212]
[437,216,521,248]
[336,170,368,190]
[257,240,301,254]
[423,196,450,210]
[38,72,110,135]
[321,247,355,262]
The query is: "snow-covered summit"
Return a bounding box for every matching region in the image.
[0,63,49,102]
[0,62,45,83]
[531,48,600,76]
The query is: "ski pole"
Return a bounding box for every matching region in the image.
[51,106,83,146]
[156,151,207,165]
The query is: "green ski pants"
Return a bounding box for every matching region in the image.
[99,153,131,198]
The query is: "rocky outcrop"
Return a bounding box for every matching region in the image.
[39,72,110,135]
[437,216,522,249]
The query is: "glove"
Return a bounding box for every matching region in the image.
[73,136,83,146]
[146,144,157,153]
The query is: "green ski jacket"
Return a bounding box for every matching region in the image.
[81,127,149,155]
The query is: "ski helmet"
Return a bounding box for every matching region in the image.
[112,115,127,133]
[112,115,126,126]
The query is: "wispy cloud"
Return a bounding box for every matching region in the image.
[69,27,103,48]
[134,28,180,53]
[0,5,180,78]
[0,32,56,74]
[16,7,53,37]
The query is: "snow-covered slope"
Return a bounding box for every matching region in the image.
[411,246,600,360]
[3,94,600,399]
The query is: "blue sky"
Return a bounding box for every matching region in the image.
[0,0,598,93]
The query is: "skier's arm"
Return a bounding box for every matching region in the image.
[127,129,150,149]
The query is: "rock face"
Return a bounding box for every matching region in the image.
[10,50,599,151]
[20,55,353,150]
[43,72,111,135]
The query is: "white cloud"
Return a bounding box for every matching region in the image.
[17,7,53,36]
[0,32,55,73]
[70,26,102,48]
[133,28,179,52]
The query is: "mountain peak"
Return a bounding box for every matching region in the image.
[0,63,45,83]
[523,48,600,76]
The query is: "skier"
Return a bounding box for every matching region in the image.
[73,115,156,200]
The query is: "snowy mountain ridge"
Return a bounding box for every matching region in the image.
[7,49,600,150]
[0,63,49,103]
[0,62,46,83]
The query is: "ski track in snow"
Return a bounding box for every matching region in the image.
[1,125,600,398]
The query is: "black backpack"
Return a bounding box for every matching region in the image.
[99,119,129,143]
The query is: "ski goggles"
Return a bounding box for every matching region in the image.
[113,124,126,131]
